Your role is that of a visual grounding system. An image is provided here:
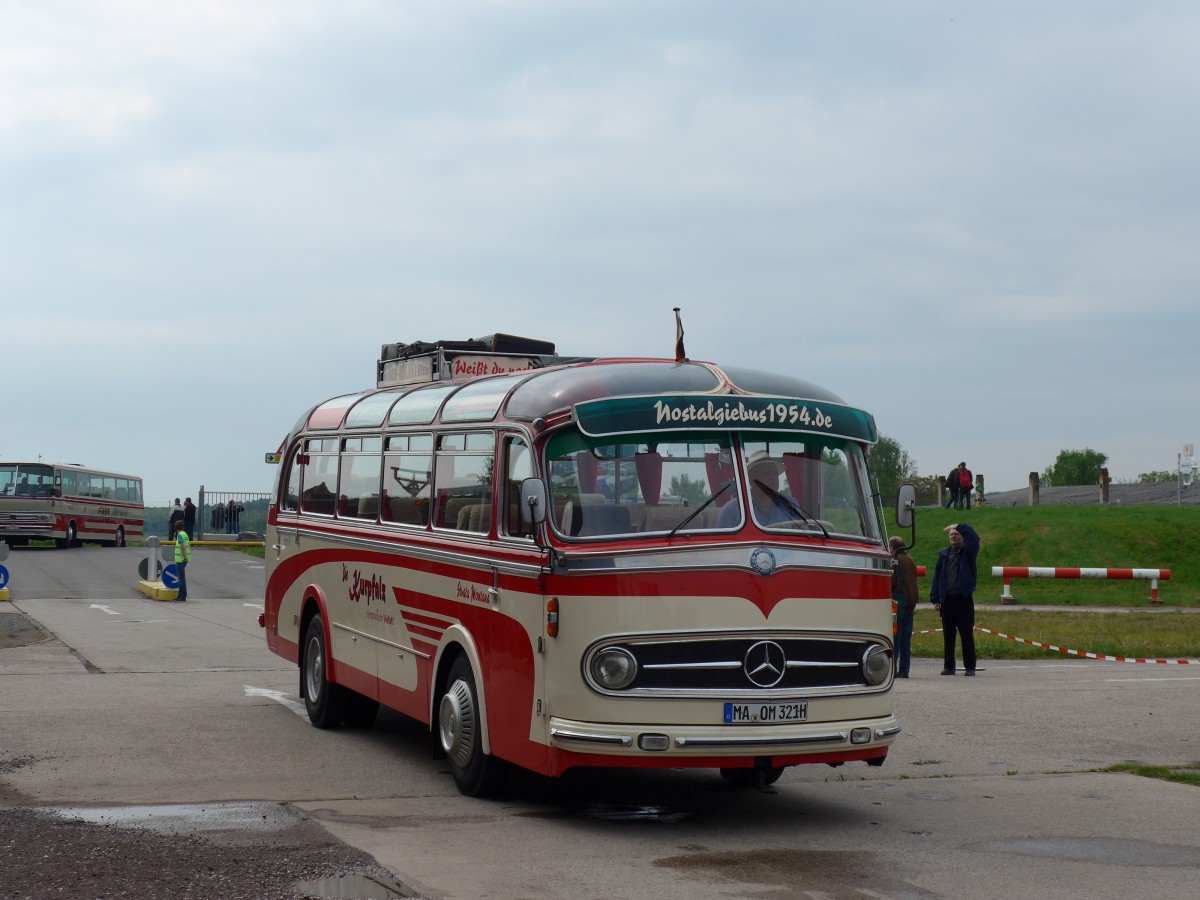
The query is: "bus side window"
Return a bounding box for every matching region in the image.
[504,437,534,538]
[432,433,493,534]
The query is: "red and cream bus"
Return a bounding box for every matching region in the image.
[0,461,145,548]
[263,336,903,795]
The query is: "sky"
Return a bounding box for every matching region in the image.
[4,1,1198,505]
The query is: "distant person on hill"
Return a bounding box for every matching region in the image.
[183,497,197,541]
[890,536,919,678]
[929,522,981,676]
[944,466,959,509]
[168,498,184,537]
[955,462,974,510]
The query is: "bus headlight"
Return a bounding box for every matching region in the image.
[589,647,638,690]
[862,644,891,686]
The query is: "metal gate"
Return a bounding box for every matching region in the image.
[197,489,269,540]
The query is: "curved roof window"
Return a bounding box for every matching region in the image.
[388,383,458,426]
[506,362,721,420]
[345,389,409,428]
[440,372,534,423]
[307,393,368,430]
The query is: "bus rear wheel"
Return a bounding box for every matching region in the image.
[109,526,125,548]
[439,655,508,797]
[302,613,349,729]
[55,523,77,549]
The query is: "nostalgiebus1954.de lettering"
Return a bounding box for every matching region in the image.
[262,334,905,795]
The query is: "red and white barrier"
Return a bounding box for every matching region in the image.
[990,567,1171,604]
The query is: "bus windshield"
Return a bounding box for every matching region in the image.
[545,428,880,541]
[0,463,55,497]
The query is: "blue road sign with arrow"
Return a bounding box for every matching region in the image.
[161,563,180,590]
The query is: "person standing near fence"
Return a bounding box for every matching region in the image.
[226,499,244,535]
[183,497,197,541]
[929,522,980,676]
[889,536,918,678]
[168,498,184,537]
[174,523,191,602]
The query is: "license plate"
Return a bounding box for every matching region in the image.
[724,701,807,724]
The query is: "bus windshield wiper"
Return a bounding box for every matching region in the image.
[753,480,829,538]
[668,482,732,538]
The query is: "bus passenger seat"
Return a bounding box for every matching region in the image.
[562,502,631,537]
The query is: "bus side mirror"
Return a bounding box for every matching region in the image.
[895,483,916,528]
[519,478,548,526]
[895,483,917,551]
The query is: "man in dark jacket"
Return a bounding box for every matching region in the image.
[944,467,959,509]
[890,536,919,678]
[929,522,981,675]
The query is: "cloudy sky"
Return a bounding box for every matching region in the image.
[4,1,1197,505]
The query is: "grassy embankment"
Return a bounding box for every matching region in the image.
[892,504,1200,660]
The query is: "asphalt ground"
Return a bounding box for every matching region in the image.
[2,545,1199,898]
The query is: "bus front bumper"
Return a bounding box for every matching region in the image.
[547,714,901,759]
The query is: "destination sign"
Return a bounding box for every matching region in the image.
[574,395,878,443]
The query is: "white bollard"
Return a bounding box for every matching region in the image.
[146,535,161,581]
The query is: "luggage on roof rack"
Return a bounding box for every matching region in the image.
[376,333,557,387]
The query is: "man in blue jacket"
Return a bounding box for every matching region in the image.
[929,522,980,675]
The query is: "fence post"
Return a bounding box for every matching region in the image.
[198,486,206,542]
[1028,472,1040,506]
[1000,575,1015,604]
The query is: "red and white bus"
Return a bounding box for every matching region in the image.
[0,461,145,548]
[263,336,903,795]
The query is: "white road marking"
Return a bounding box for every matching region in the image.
[89,604,120,615]
[244,686,308,718]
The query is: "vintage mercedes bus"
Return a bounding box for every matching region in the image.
[263,337,902,795]
[0,461,144,548]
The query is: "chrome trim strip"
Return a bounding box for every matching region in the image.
[550,727,633,747]
[642,661,742,670]
[275,523,547,579]
[331,621,430,659]
[641,659,858,671]
[557,544,891,576]
[675,732,849,748]
[875,725,902,739]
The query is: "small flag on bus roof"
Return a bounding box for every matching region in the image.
[673,307,687,362]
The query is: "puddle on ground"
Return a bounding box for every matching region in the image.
[971,836,1200,867]
[46,801,298,835]
[294,873,415,899]
[516,802,693,823]
[655,848,933,898]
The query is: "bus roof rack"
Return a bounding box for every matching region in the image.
[377,333,558,387]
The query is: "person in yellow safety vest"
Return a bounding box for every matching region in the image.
[174,525,191,602]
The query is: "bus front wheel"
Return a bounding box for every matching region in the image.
[55,523,77,549]
[439,655,508,797]
[302,613,348,729]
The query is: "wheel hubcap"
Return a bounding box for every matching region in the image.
[439,678,476,767]
[305,636,324,700]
